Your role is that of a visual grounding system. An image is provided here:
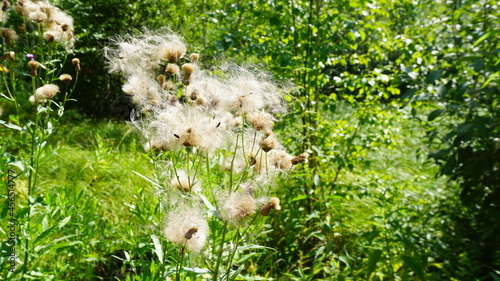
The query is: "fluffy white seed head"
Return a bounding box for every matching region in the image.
[268,149,293,170]
[261,135,280,152]
[161,41,187,63]
[16,0,74,50]
[220,191,257,224]
[218,66,283,115]
[106,29,186,77]
[163,206,209,253]
[35,84,59,100]
[148,106,226,154]
[122,72,162,109]
[247,111,274,135]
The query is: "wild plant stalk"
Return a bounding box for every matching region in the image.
[23,75,38,277]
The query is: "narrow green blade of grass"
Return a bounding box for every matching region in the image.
[366,249,382,279]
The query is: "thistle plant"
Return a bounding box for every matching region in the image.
[0,0,78,278]
[106,30,308,280]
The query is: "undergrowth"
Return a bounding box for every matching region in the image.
[2,101,460,280]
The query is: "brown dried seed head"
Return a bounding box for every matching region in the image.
[189,90,198,101]
[166,63,180,76]
[59,74,72,82]
[72,58,81,71]
[261,135,279,152]
[28,60,40,75]
[291,152,309,165]
[182,63,196,85]
[3,51,15,61]
[1,28,19,45]
[157,74,166,88]
[190,53,200,63]
[162,44,186,63]
[261,197,281,216]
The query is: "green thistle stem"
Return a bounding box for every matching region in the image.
[213,220,229,281]
[23,75,39,278]
[175,246,186,281]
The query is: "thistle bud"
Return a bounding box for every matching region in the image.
[2,51,15,61]
[291,153,309,165]
[2,1,10,12]
[165,63,179,76]
[261,197,281,216]
[28,60,39,76]
[72,58,80,72]
[59,74,72,82]
[182,63,196,85]
[157,74,166,88]
[190,53,199,63]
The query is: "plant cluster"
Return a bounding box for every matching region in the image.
[0,0,79,278]
[105,30,308,279]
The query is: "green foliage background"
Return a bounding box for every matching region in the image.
[1,0,499,280]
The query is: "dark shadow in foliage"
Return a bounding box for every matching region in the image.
[94,250,154,280]
[423,1,500,278]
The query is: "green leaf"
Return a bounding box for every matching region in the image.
[34,216,71,245]
[0,120,25,132]
[402,255,426,280]
[229,265,244,279]
[429,149,450,160]
[359,29,366,41]
[456,123,473,136]
[442,154,456,175]
[338,255,351,269]
[183,267,211,274]
[427,109,444,121]
[269,16,280,26]
[132,170,162,188]
[399,88,417,103]
[0,92,14,101]
[291,195,308,202]
[481,72,498,89]
[366,249,382,278]
[426,70,442,84]
[151,234,163,264]
[313,174,321,186]
[473,32,490,46]
[456,56,481,63]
